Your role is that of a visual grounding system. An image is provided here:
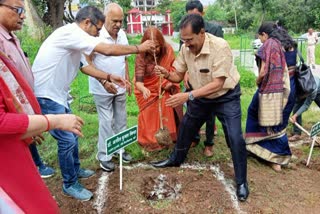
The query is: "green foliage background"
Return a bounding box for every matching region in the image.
[29,0,320,34]
[157,0,320,34]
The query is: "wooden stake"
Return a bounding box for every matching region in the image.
[151,29,164,130]
[290,118,311,136]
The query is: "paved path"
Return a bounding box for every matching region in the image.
[164,35,179,52]
[312,65,320,77]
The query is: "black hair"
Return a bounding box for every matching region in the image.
[257,21,278,36]
[275,18,286,30]
[179,14,204,34]
[185,0,203,13]
[258,21,296,51]
[278,28,297,51]
[75,6,105,25]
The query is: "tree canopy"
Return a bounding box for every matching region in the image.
[29,0,320,34]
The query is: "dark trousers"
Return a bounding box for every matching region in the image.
[169,84,247,184]
[193,114,215,146]
[186,83,215,146]
[29,143,43,167]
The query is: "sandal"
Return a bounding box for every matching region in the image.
[270,163,281,172]
[288,134,301,141]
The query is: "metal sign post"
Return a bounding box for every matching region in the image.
[306,122,320,166]
[290,120,320,166]
[105,125,138,190]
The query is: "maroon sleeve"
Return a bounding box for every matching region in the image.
[134,54,146,82]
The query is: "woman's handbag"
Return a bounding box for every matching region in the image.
[295,51,317,98]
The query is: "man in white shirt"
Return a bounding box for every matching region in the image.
[307,28,318,69]
[32,6,154,201]
[86,3,132,172]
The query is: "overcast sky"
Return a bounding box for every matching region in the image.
[201,0,216,6]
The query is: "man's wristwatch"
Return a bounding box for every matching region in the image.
[188,92,195,101]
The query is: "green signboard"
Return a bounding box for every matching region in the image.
[106,126,138,156]
[310,122,320,138]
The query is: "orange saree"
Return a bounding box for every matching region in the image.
[134,44,182,151]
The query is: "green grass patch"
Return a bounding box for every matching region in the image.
[21,33,319,175]
[224,34,241,49]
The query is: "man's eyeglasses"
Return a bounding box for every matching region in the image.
[181,38,194,43]
[0,3,25,16]
[90,21,102,32]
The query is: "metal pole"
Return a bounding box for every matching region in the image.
[120,151,123,191]
[290,119,319,166]
[306,137,316,166]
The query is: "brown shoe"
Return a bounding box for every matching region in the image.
[204,146,214,157]
[190,141,199,148]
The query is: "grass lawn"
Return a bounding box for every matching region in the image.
[21,33,320,177]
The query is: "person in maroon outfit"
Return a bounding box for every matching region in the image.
[0,0,55,178]
[0,52,85,213]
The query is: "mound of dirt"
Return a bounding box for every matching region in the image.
[142,174,181,200]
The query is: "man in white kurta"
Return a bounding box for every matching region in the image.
[307,28,318,68]
[87,3,132,172]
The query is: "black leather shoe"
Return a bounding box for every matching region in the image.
[150,159,179,168]
[236,182,249,202]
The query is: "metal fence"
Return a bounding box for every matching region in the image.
[239,36,308,70]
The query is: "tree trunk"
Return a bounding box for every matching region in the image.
[234,7,238,31]
[45,0,66,29]
[24,0,45,39]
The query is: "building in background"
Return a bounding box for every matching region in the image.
[70,0,173,35]
[132,0,159,11]
[126,8,173,35]
[128,0,173,35]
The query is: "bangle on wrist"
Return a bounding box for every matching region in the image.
[134,45,139,54]
[43,115,50,132]
[101,80,107,86]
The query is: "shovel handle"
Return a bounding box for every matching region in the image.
[290,118,311,136]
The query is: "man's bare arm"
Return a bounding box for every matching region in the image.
[94,40,154,56]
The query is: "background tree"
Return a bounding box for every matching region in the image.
[204,3,227,22]
[239,0,320,33]
[169,0,186,31]
[156,0,172,14]
[26,0,320,34]
[32,0,66,29]
[80,0,106,7]
[25,0,46,39]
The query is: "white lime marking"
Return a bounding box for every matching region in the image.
[123,163,154,170]
[93,172,112,214]
[210,165,246,214]
[96,163,245,213]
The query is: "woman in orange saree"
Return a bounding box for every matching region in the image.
[134,27,183,151]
